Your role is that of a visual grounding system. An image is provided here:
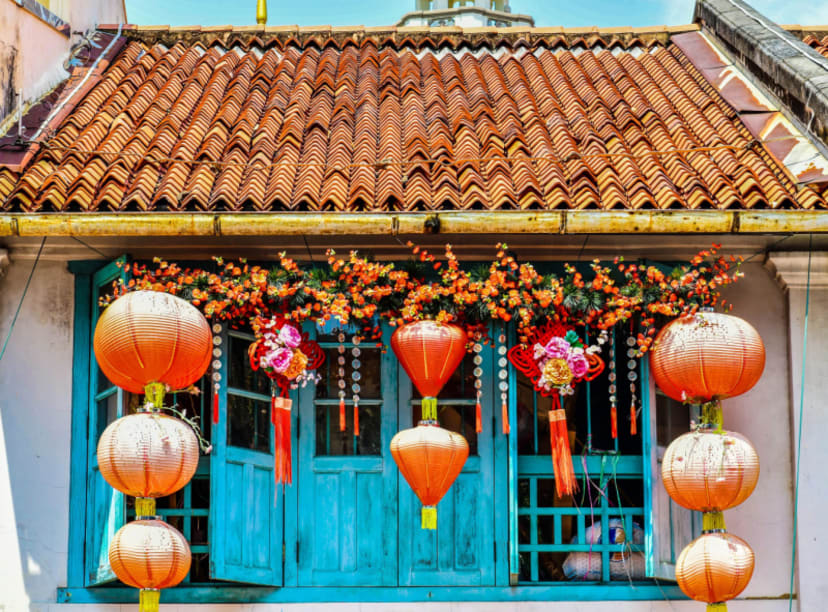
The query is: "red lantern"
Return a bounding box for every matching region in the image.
[391,320,467,400]
[109,519,191,612]
[662,430,759,513]
[649,311,765,403]
[94,291,212,394]
[97,412,199,513]
[390,423,469,529]
[676,532,755,610]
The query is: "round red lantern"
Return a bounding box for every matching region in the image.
[97,412,199,506]
[391,320,467,403]
[94,291,212,394]
[390,424,469,529]
[676,532,754,608]
[649,311,765,403]
[109,519,191,612]
[662,430,759,513]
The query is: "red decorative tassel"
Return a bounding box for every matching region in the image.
[630,403,637,436]
[502,401,510,434]
[213,389,219,425]
[610,405,618,439]
[353,403,360,437]
[548,395,576,498]
[475,402,482,434]
[272,396,292,485]
[339,397,346,432]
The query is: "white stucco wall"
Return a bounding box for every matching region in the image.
[0,255,802,611]
[0,256,75,610]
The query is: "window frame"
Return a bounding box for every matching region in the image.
[62,260,686,603]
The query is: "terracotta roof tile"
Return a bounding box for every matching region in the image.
[1,28,826,212]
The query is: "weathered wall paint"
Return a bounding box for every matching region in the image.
[0,256,803,610]
[0,0,125,128]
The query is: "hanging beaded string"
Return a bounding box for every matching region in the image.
[337,332,347,432]
[627,320,638,436]
[473,335,483,434]
[211,322,222,424]
[498,330,509,434]
[351,334,362,437]
[608,327,618,440]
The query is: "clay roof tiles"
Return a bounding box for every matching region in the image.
[1,25,827,213]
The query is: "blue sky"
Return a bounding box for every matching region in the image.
[124,0,828,28]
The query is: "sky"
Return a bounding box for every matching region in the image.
[123,0,828,28]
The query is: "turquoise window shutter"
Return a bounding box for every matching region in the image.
[642,360,700,580]
[209,329,283,586]
[84,258,128,586]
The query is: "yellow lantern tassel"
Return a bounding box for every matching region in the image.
[135,497,156,518]
[144,382,166,411]
[139,589,160,612]
[707,604,727,611]
[703,511,726,532]
[421,506,437,530]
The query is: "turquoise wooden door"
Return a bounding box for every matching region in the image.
[296,327,398,586]
[209,329,283,586]
[398,346,497,586]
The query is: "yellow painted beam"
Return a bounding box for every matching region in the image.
[0,211,827,237]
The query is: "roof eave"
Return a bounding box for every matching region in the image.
[1,210,827,237]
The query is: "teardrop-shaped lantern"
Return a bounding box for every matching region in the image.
[94,291,212,394]
[676,532,755,609]
[649,311,765,403]
[390,424,469,529]
[97,412,199,505]
[662,429,759,513]
[109,519,191,612]
[391,321,467,399]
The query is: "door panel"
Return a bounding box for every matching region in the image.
[297,327,398,586]
[209,331,283,586]
[398,350,496,586]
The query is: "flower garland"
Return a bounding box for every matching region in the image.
[106,242,742,349]
[535,330,607,397]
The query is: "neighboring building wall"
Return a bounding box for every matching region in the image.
[0,0,125,126]
[0,255,800,610]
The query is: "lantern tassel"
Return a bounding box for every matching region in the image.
[610,405,618,439]
[272,396,293,485]
[706,604,727,612]
[135,497,156,518]
[213,388,219,425]
[475,401,482,434]
[703,511,727,532]
[139,589,160,612]
[502,400,510,434]
[339,397,346,432]
[630,402,637,436]
[421,506,437,530]
[549,397,576,497]
[354,402,360,437]
[422,397,438,422]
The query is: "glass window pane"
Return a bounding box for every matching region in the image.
[227,394,270,452]
[96,393,118,442]
[316,346,381,400]
[315,402,381,456]
[228,334,270,396]
[172,378,210,443]
[190,553,210,583]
